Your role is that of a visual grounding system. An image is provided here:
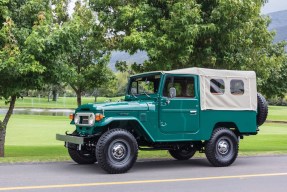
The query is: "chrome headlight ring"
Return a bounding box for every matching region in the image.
[74,112,95,126]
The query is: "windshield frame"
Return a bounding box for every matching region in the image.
[126,72,162,98]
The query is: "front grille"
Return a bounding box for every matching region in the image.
[81,116,89,124]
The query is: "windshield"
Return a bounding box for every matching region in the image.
[128,74,161,95]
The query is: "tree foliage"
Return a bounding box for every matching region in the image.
[0,0,52,157]
[0,0,50,99]
[47,1,115,106]
[261,41,287,99]
[90,0,287,97]
[115,71,129,96]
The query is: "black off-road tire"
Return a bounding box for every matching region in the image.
[67,131,97,164]
[96,128,138,174]
[68,144,97,164]
[169,147,196,160]
[205,128,238,167]
[257,93,268,126]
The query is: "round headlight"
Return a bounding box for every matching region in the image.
[89,114,95,125]
[74,114,80,124]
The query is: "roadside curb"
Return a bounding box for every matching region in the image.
[1,154,287,166]
[266,120,287,124]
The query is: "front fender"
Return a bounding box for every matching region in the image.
[96,116,155,142]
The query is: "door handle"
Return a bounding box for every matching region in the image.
[190,110,197,115]
[161,102,167,106]
[161,99,170,106]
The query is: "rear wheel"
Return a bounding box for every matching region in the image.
[205,128,238,167]
[96,128,138,174]
[169,145,196,160]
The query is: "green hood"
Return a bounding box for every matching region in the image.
[77,101,150,112]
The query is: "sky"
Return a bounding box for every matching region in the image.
[261,0,287,14]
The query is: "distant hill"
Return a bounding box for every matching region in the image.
[109,51,148,71]
[267,10,287,51]
[273,25,287,43]
[109,10,287,71]
[268,10,287,30]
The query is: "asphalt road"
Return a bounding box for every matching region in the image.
[0,155,287,192]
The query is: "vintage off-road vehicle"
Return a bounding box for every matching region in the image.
[56,67,268,174]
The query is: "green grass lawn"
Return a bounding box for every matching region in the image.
[0,114,286,163]
[267,106,287,121]
[2,115,71,163]
[240,123,287,154]
[0,96,123,109]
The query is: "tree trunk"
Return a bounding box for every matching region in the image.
[48,91,51,102]
[0,126,6,157]
[69,85,81,107]
[52,89,57,101]
[94,96,97,102]
[76,91,81,107]
[0,95,17,157]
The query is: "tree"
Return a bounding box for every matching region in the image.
[115,71,130,96]
[52,1,115,106]
[260,41,287,99]
[90,0,287,96]
[40,84,66,102]
[0,0,52,157]
[115,62,133,96]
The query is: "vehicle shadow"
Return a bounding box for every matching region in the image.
[134,158,210,171]
[61,158,212,175]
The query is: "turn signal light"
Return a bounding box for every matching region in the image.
[95,113,104,121]
[69,114,74,120]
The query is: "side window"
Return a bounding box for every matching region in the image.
[230,79,244,95]
[163,76,195,98]
[210,79,225,95]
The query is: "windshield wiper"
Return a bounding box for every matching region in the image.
[141,91,151,98]
[131,91,138,99]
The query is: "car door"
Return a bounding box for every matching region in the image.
[159,75,199,134]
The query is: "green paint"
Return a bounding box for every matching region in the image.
[70,72,258,143]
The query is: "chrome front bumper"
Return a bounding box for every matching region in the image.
[56,134,84,145]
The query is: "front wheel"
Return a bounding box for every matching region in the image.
[205,128,238,167]
[96,128,138,174]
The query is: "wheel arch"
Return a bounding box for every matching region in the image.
[99,117,155,143]
[213,122,240,136]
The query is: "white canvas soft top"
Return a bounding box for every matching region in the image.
[165,67,257,111]
[166,67,256,78]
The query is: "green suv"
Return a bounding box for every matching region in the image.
[56,67,268,174]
